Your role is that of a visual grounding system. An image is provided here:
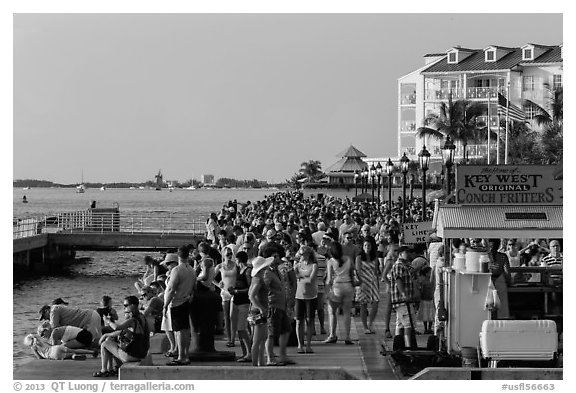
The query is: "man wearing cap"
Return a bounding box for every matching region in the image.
[39,304,102,345]
[163,247,196,366]
[389,246,416,348]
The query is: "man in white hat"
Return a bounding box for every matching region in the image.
[249,256,273,366]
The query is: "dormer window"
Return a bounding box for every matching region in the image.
[448,52,457,64]
[485,50,496,62]
[523,47,534,60]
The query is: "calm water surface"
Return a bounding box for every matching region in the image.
[12,187,356,368]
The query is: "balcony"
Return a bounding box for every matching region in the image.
[430,144,488,158]
[425,88,464,101]
[400,121,417,132]
[401,94,416,105]
[466,86,505,99]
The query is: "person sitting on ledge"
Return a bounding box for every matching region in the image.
[93,295,149,377]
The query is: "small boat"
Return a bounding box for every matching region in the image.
[185,186,196,190]
[129,187,136,190]
[22,186,31,190]
[76,170,86,193]
[139,186,145,190]
[100,186,107,190]
[22,195,28,203]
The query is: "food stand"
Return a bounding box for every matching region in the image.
[433,165,563,357]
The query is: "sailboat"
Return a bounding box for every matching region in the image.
[155,169,163,190]
[76,170,86,193]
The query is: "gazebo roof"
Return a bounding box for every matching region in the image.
[324,156,368,173]
[336,145,367,158]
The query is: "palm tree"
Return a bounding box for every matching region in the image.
[299,160,323,183]
[522,84,563,164]
[416,94,485,164]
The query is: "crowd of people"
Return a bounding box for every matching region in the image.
[27,190,562,374]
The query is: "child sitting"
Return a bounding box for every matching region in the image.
[96,296,119,334]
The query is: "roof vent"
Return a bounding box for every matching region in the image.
[505,212,548,220]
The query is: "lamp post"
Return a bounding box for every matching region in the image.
[400,152,410,223]
[385,158,394,215]
[418,145,431,221]
[370,163,376,203]
[361,168,367,194]
[354,170,359,197]
[442,137,456,200]
[376,161,382,207]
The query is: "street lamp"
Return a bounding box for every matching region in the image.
[361,168,367,194]
[354,170,359,197]
[385,158,394,214]
[376,161,382,207]
[418,145,431,221]
[370,163,376,203]
[400,152,410,223]
[442,137,456,200]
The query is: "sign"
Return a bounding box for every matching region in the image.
[402,221,432,245]
[456,165,563,205]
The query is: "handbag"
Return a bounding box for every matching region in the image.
[118,316,148,358]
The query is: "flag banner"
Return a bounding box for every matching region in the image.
[497,93,525,122]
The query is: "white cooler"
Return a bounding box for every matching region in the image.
[479,320,558,361]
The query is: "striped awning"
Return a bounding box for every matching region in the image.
[435,205,563,238]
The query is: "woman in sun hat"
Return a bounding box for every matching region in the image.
[248,256,272,366]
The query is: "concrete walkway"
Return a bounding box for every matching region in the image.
[14,306,401,380]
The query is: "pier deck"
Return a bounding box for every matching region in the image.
[14,311,397,380]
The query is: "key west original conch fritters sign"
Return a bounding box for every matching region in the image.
[455,165,563,205]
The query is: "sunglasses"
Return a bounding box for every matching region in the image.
[123,303,131,307]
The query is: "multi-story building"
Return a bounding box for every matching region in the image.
[397,43,563,162]
[201,174,214,185]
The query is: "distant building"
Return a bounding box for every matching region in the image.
[397,43,563,161]
[324,145,369,186]
[201,174,214,185]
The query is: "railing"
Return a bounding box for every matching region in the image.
[13,210,207,239]
[424,88,464,100]
[466,86,505,99]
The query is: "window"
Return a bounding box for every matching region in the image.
[522,48,533,60]
[485,50,495,62]
[522,76,534,91]
[523,103,536,119]
[553,74,562,90]
[448,52,457,63]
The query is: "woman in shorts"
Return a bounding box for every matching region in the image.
[324,242,355,345]
[294,246,318,353]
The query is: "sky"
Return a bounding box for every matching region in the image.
[12,12,563,184]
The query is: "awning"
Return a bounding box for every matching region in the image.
[435,205,563,238]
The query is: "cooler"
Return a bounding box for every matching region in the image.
[479,320,558,361]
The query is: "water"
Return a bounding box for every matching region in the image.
[12,186,357,368]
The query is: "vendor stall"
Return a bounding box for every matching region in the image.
[432,165,563,357]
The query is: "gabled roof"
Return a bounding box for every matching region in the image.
[422,45,562,73]
[520,46,563,64]
[449,46,478,52]
[485,45,516,51]
[324,157,368,173]
[335,145,367,158]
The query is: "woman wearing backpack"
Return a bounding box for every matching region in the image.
[93,295,149,377]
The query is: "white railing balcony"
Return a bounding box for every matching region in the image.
[424,88,464,101]
[466,86,505,99]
